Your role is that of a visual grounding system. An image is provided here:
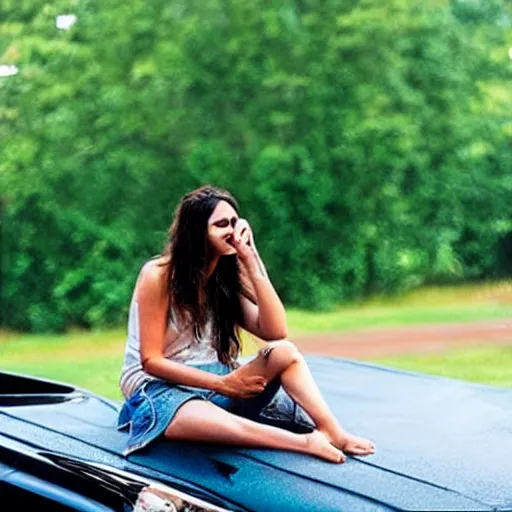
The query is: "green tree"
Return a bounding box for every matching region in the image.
[1,0,510,331]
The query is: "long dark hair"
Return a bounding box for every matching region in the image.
[161,185,255,364]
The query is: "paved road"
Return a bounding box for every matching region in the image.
[292,319,512,359]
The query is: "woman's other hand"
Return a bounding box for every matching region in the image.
[233,218,256,264]
[217,368,267,399]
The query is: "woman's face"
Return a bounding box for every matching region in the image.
[207,200,239,256]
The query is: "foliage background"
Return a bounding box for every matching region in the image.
[1,0,511,332]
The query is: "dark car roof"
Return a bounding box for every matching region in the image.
[1,356,511,511]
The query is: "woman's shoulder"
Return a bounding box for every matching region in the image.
[134,256,170,299]
[141,255,170,274]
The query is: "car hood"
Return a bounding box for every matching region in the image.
[1,356,511,511]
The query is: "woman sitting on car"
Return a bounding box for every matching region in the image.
[118,185,375,462]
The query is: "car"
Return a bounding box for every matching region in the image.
[1,355,511,511]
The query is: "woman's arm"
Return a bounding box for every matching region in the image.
[235,222,288,341]
[137,260,266,397]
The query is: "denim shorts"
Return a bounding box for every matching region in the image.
[117,361,289,456]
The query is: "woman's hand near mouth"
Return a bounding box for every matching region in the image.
[228,219,268,280]
[232,220,253,259]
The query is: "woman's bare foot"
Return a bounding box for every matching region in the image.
[321,430,375,456]
[305,431,346,463]
[341,433,375,456]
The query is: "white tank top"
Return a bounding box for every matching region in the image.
[119,298,219,399]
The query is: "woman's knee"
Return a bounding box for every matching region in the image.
[261,340,302,369]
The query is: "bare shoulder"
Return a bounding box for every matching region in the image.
[141,255,169,276]
[135,256,170,301]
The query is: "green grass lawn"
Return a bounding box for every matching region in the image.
[2,280,511,400]
[375,345,512,389]
[286,303,510,335]
[0,329,128,401]
[286,280,512,335]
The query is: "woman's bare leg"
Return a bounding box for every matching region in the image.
[164,400,344,463]
[237,341,375,456]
